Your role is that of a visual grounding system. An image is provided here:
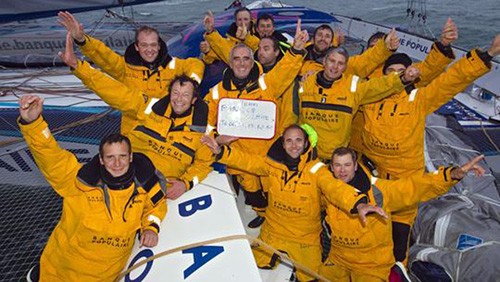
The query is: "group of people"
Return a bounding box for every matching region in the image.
[20,6,498,281]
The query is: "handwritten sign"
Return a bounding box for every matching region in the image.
[217,98,276,139]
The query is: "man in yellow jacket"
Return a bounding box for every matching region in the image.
[319,147,485,282]
[298,46,421,162]
[203,19,309,227]
[59,33,214,201]
[349,18,459,154]
[357,34,500,264]
[20,95,167,281]
[58,11,205,134]
[201,125,387,281]
[300,26,399,77]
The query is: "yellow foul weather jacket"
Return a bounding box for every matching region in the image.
[349,41,456,152]
[19,116,167,281]
[298,71,407,161]
[73,61,214,190]
[216,139,368,245]
[77,34,205,133]
[323,160,458,280]
[204,47,306,177]
[360,49,491,180]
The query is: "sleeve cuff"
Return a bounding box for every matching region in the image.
[144,223,160,234]
[350,196,368,214]
[434,41,455,58]
[290,47,306,56]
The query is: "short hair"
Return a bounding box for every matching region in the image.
[257,13,275,26]
[260,36,279,51]
[135,26,160,44]
[331,147,357,162]
[367,31,386,47]
[282,124,308,142]
[99,133,132,156]
[168,75,200,99]
[230,43,255,63]
[234,7,251,20]
[325,47,350,63]
[313,24,334,38]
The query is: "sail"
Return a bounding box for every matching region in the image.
[0,0,164,23]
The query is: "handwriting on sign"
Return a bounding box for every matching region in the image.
[217,98,276,139]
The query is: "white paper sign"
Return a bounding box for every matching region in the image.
[217,98,276,139]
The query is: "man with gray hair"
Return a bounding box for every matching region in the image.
[203,19,309,228]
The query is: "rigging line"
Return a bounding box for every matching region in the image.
[480,119,500,152]
[0,115,19,132]
[452,99,500,153]
[434,143,482,154]
[0,108,116,152]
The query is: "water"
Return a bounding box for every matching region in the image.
[123,0,498,50]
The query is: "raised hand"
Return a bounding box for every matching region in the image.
[450,155,485,180]
[292,18,309,51]
[333,27,345,46]
[440,17,458,46]
[57,11,85,42]
[235,22,248,40]
[203,10,215,33]
[487,34,500,57]
[19,95,43,123]
[402,65,421,83]
[58,32,78,69]
[385,28,400,51]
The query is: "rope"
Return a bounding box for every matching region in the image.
[115,234,330,282]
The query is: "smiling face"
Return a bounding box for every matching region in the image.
[256,18,275,37]
[170,80,196,115]
[257,37,279,66]
[235,9,251,28]
[283,127,307,159]
[313,27,333,53]
[323,50,347,81]
[331,153,357,183]
[230,45,254,79]
[135,30,160,63]
[99,141,132,178]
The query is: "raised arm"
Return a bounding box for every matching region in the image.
[347,28,399,78]
[58,11,128,80]
[414,18,457,86]
[261,18,308,99]
[355,65,420,105]
[375,155,485,212]
[18,95,82,197]
[419,34,498,114]
[58,32,144,117]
